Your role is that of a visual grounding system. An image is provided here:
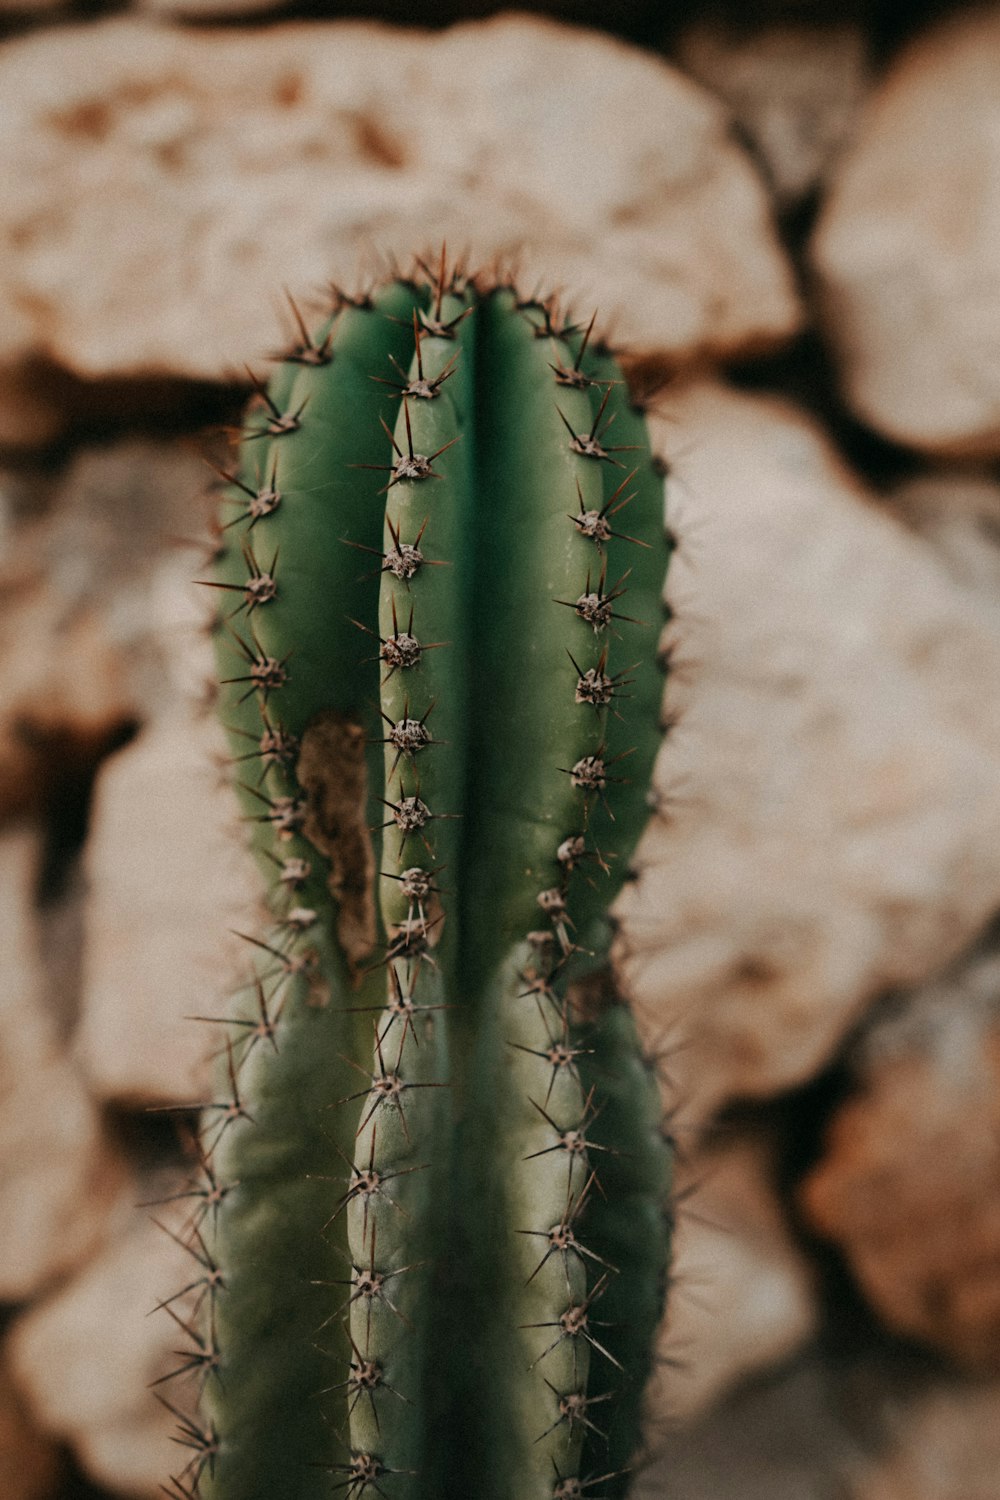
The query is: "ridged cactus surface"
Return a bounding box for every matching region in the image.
[163,259,673,1500]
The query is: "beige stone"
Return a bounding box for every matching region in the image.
[888,470,1000,602]
[0,15,799,395]
[812,11,1000,455]
[853,1380,1000,1500]
[800,947,1000,1371]
[676,23,870,206]
[0,439,213,828]
[618,382,1000,1124]
[0,829,127,1300]
[652,1135,816,1422]
[76,716,263,1107]
[0,571,134,828]
[8,1211,196,1498]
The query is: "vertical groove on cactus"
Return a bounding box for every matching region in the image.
[161,255,674,1500]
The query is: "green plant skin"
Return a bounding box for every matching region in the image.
[165,263,673,1500]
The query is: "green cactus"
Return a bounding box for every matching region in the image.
[163,256,674,1500]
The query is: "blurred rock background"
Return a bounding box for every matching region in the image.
[1,0,998,1496]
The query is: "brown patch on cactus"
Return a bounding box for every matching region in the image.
[297,709,377,977]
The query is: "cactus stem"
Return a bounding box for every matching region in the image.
[194,271,672,1500]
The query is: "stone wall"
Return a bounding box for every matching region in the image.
[1,3,998,1496]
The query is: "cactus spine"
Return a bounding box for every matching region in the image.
[166,257,673,1500]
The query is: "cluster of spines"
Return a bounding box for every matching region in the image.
[156,255,672,1500]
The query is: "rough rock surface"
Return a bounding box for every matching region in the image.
[676,23,870,206]
[800,945,1000,1371]
[811,10,1000,456]
[888,471,1000,603]
[0,440,212,827]
[0,828,127,1301]
[8,1210,195,1498]
[637,1345,881,1500]
[0,565,133,830]
[618,382,1000,1125]
[0,15,799,397]
[652,1134,816,1422]
[852,1379,1000,1500]
[76,715,263,1107]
